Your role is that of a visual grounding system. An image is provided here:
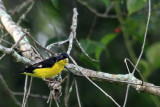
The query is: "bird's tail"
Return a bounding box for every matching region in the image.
[12,67,27,75]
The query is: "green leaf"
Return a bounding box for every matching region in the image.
[146,43,160,70]
[101,33,117,45]
[138,59,149,74]
[125,18,145,43]
[79,33,117,61]
[95,46,103,60]
[79,39,105,70]
[51,0,58,8]
[80,39,104,57]
[100,0,110,6]
[127,0,147,15]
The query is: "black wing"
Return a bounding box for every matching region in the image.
[22,57,57,74]
[33,57,57,68]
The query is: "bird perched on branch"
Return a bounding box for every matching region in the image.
[20,53,69,80]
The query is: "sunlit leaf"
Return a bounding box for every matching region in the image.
[80,39,104,56]
[95,46,103,60]
[51,0,58,8]
[79,39,105,70]
[127,0,146,15]
[138,59,149,73]
[146,43,160,70]
[101,33,117,45]
[100,0,110,6]
[125,18,145,43]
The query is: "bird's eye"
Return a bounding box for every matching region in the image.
[60,55,63,59]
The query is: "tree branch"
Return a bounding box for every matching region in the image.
[0,0,42,63]
[66,64,160,96]
[0,1,159,106]
[0,44,31,64]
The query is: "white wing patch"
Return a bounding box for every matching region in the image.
[38,65,42,68]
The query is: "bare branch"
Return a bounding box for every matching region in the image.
[67,8,78,55]
[10,0,33,16]
[0,0,42,63]
[66,64,160,96]
[68,56,121,107]
[123,84,130,107]
[13,92,48,99]
[75,37,98,62]
[65,77,75,107]
[22,29,55,56]
[76,0,117,18]
[0,44,31,64]
[0,53,5,60]
[17,1,35,25]
[23,77,33,107]
[124,58,144,85]
[22,75,28,107]
[75,79,82,107]
[132,0,151,74]
[46,39,69,50]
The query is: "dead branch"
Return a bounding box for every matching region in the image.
[66,64,160,96]
[0,0,42,63]
[0,1,159,107]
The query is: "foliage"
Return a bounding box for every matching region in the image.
[1,0,160,107]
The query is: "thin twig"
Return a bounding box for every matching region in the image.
[75,37,99,62]
[132,0,151,74]
[0,44,31,64]
[55,99,60,107]
[21,29,55,56]
[11,32,26,49]
[123,84,130,107]
[11,0,33,16]
[122,7,151,104]
[106,1,114,13]
[0,32,26,62]
[65,77,75,107]
[47,91,52,104]
[67,8,78,55]
[46,39,69,50]
[75,79,82,107]
[22,75,28,107]
[0,54,6,60]
[68,55,121,107]
[13,92,48,99]
[1,39,15,46]
[17,1,35,25]
[0,32,8,44]
[49,93,53,107]
[76,0,117,18]
[124,58,144,85]
[0,39,21,51]
[23,77,33,107]
[64,74,70,107]
[31,44,44,60]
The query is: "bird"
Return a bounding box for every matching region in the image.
[20,53,69,80]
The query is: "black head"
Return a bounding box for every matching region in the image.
[56,53,69,62]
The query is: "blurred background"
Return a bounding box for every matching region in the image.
[0,0,160,106]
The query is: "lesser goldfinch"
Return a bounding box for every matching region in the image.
[20,53,69,79]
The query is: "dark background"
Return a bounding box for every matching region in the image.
[0,0,160,106]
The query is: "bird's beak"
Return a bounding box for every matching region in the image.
[64,58,69,63]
